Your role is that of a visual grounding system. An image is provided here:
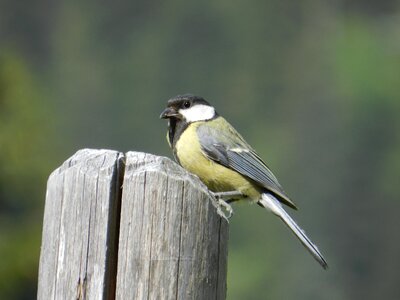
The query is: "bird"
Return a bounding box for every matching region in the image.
[160,94,328,269]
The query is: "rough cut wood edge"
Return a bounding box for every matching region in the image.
[37,149,124,300]
[115,152,229,300]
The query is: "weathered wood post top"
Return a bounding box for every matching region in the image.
[38,149,229,300]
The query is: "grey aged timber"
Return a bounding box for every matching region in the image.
[37,149,123,300]
[37,149,228,300]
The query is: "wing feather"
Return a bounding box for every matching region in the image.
[197,119,297,209]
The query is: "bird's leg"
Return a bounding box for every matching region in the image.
[213,191,244,200]
[211,191,244,221]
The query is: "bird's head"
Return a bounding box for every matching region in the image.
[160,94,217,123]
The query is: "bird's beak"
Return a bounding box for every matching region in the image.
[160,107,180,119]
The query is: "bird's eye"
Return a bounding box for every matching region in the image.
[183,101,191,108]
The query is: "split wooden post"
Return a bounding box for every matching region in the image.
[37,149,229,300]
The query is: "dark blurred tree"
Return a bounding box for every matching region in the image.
[330,18,400,299]
[0,0,58,68]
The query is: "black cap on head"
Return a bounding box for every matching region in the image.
[167,94,211,108]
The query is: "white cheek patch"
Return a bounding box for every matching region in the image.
[179,104,215,122]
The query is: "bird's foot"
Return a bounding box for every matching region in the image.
[211,191,243,221]
[217,199,234,221]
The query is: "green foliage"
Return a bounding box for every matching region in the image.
[0,218,41,299]
[333,18,400,108]
[0,52,57,299]
[0,52,56,210]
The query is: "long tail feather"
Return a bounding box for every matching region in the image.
[259,193,328,269]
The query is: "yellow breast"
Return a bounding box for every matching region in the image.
[175,122,261,200]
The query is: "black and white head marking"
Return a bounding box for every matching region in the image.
[179,103,215,122]
[161,95,219,151]
[167,94,217,123]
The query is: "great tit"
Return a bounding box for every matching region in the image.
[160,94,328,269]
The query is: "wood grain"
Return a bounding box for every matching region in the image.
[37,149,123,300]
[38,149,228,300]
[115,152,228,300]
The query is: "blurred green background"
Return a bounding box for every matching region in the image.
[1,0,400,299]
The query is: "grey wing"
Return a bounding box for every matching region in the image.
[197,123,297,209]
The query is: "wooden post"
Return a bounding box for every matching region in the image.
[37,149,124,300]
[37,149,229,300]
[116,152,229,300]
